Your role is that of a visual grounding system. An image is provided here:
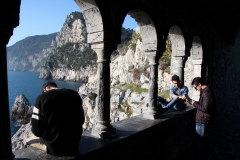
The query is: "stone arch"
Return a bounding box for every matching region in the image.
[74,0,119,138]
[127,9,161,118]
[184,35,203,100]
[191,36,203,77]
[168,25,186,82]
[128,10,157,54]
[74,0,103,44]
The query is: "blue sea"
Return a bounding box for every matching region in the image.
[8,71,84,137]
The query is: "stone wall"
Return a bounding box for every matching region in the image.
[167,27,240,159]
[206,30,240,159]
[13,107,197,159]
[79,106,196,160]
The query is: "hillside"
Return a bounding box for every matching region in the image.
[7,33,57,71]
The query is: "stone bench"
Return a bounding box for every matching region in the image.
[13,103,196,160]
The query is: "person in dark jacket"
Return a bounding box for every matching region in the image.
[26,82,85,156]
[188,77,217,160]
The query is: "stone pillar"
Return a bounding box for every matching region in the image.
[0,44,15,160]
[143,53,161,119]
[0,1,21,159]
[175,56,184,82]
[0,28,15,159]
[191,60,202,101]
[192,60,202,77]
[91,42,116,138]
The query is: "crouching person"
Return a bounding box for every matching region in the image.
[25,82,85,156]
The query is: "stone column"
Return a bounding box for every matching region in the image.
[0,44,15,160]
[191,60,202,101]
[91,42,116,138]
[175,56,184,82]
[0,1,21,159]
[192,60,202,77]
[0,28,15,159]
[143,53,161,119]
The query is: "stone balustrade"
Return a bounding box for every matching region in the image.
[13,104,196,159]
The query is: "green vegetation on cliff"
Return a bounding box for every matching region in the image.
[159,36,172,74]
[47,26,134,71]
[115,83,148,94]
[117,28,135,56]
[46,42,97,70]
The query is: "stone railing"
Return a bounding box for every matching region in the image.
[13,103,196,160]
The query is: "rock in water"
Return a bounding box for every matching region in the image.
[10,94,33,124]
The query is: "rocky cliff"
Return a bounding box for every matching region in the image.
[39,11,95,82]
[11,123,33,151]
[39,12,134,82]
[10,94,33,124]
[11,94,33,151]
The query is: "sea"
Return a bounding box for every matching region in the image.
[7,71,84,137]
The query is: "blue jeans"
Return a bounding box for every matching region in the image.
[157,96,184,111]
[196,123,207,137]
[196,123,209,159]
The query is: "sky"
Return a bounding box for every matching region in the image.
[7,0,138,47]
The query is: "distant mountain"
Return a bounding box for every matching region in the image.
[6,11,135,82]
[7,33,57,72]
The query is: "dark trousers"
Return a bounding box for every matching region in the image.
[195,123,210,160]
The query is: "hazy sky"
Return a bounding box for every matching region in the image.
[8,0,138,46]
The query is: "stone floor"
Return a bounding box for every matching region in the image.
[13,143,199,160]
[13,146,76,160]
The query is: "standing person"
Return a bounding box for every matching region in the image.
[158,74,189,112]
[26,81,85,156]
[188,77,216,160]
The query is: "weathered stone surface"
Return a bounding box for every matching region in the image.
[191,36,203,60]
[74,0,97,12]
[87,31,104,44]
[82,7,103,43]
[169,26,185,57]
[11,122,33,151]
[140,25,157,51]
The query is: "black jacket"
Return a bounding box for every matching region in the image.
[193,86,217,125]
[31,88,85,156]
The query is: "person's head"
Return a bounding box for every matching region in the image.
[42,82,58,93]
[191,77,206,92]
[171,74,181,88]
